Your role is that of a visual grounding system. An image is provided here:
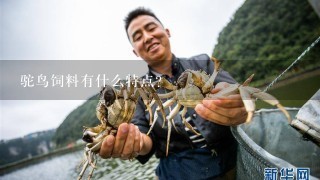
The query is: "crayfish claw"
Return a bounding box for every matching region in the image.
[82,132,94,143]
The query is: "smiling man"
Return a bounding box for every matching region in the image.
[128,14,173,75]
[99,7,247,179]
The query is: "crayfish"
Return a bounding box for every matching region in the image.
[150,56,291,156]
[78,79,165,180]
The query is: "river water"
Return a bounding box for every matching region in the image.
[1,150,159,180]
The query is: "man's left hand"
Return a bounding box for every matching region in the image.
[195,82,247,126]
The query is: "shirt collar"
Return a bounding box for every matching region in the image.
[147,54,181,78]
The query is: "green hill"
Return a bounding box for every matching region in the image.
[52,95,98,148]
[213,0,320,85]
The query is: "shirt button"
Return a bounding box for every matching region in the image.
[193,114,197,118]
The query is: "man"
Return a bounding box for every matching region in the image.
[99,7,247,179]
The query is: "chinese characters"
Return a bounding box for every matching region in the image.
[20,74,161,88]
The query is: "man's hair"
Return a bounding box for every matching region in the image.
[124,7,163,38]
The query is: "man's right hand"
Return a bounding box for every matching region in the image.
[99,123,152,160]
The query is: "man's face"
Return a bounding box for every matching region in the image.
[127,15,172,66]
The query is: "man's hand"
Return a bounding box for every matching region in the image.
[195,82,247,126]
[99,123,152,160]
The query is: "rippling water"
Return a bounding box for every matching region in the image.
[1,150,159,180]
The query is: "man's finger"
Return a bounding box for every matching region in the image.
[133,125,141,154]
[210,88,221,94]
[112,123,129,158]
[195,104,230,125]
[205,94,244,108]
[203,99,246,118]
[195,104,247,126]
[214,82,230,89]
[121,124,136,159]
[99,135,115,159]
[209,82,231,97]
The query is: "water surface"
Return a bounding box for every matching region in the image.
[1,150,158,180]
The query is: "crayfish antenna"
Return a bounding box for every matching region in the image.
[202,56,221,94]
[245,112,254,123]
[77,161,89,180]
[166,119,172,157]
[88,160,97,180]
[146,105,153,125]
[149,99,156,107]
[147,111,158,135]
[277,104,292,123]
[243,74,255,86]
[211,56,222,71]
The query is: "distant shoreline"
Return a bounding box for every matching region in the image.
[0,144,84,176]
[259,67,320,90]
